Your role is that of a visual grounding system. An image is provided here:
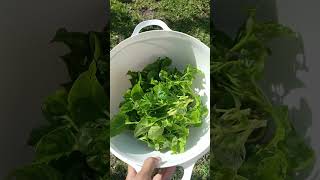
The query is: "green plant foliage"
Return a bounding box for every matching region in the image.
[211,10,315,180]
[111,57,208,154]
[8,30,109,180]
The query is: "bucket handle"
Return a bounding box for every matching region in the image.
[131,19,172,37]
[131,160,196,180]
[180,161,196,180]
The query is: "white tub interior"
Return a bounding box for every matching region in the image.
[110,30,210,168]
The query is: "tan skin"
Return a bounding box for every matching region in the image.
[126,157,176,180]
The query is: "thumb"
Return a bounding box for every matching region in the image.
[139,157,161,177]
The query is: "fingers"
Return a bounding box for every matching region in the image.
[161,166,176,179]
[139,157,161,177]
[153,166,176,180]
[126,165,137,180]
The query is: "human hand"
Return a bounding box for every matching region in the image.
[125,157,176,180]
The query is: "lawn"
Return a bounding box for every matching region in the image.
[110,0,210,179]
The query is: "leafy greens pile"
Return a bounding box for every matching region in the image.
[111,58,208,153]
[8,28,110,180]
[212,10,315,180]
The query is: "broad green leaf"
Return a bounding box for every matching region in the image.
[35,127,76,163]
[188,109,201,125]
[268,105,290,147]
[42,89,68,125]
[134,122,150,137]
[86,154,108,174]
[78,119,108,155]
[119,101,134,113]
[131,79,144,100]
[51,28,91,81]
[68,61,107,125]
[280,131,315,173]
[27,126,55,146]
[89,32,102,60]
[148,126,164,139]
[110,114,127,137]
[256,152,288,180]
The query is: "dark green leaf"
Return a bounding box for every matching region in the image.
[110,114,127,137]
[89,32,102,60]
[148,126,164,139]
[35,127,76,163]
[68,61,107,125]
[51,28,91,81]
[42,89,68,125]
[27,126,55,146]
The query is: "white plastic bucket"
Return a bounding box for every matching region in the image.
[110,19,210,180]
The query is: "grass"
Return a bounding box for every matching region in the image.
[110,0,210,179]
[110,0,210,48]
[110,154,210,180]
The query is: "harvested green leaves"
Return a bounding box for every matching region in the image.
[111,57,208,153]
[212,10,315,180]
[8,30,110,180]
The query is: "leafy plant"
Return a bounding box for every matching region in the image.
[211,10,315,180]
[8,29,110,180]
[111,57,208,153]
